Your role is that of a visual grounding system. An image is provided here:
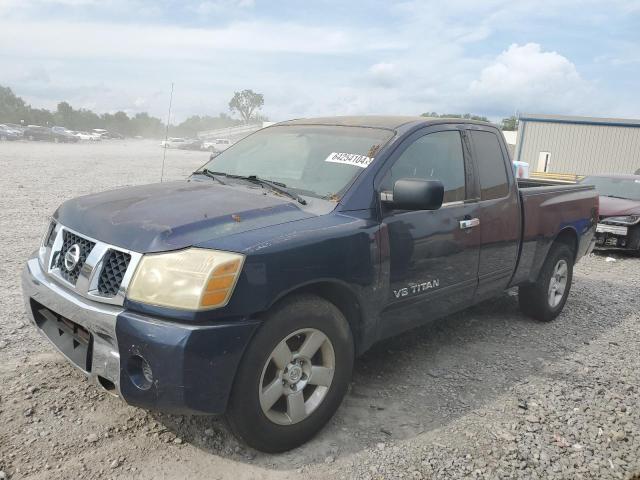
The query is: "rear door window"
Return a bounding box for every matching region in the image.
[469,130,509,200]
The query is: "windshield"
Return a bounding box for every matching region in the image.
[581,176,640,201]
[200,125,393,199]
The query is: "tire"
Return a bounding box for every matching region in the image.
[0,135,6,141]
[227,294,354,452]
[54,137,59,143]
[519,243,574,322]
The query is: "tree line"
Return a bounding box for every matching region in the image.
[0,86,264,138]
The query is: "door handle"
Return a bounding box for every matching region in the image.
[459,218,480,229]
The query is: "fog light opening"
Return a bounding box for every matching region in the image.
[127,354,153,390]
[97,376,116,392]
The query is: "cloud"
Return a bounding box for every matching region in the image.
[0,19,405,60]
[468,43,594,115]
[193,0,255,15]
[367,63,400,88]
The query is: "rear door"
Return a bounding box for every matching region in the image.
[376,124,482,337]
[466,126,521,299]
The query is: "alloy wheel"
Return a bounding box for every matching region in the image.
[259,328,335,425]
[548,259,568,308]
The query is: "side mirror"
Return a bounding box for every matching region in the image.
[382,178,444,211]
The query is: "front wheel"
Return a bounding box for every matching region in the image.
[227,294,354,452]
[519,243,574,322]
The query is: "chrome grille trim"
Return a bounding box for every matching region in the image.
[41,222,142,306]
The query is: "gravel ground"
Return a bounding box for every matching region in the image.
[0,140,639,480]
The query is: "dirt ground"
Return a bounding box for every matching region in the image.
[0,140,639,479]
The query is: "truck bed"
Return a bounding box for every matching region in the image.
[510,181,597,287]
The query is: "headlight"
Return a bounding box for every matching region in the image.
[127,248,244,311]
[603,215,640,225]
[39,220,57,268]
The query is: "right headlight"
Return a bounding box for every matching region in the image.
[127,248,244,311]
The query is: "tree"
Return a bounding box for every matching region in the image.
[229,89,264,124]
[54,101,74,128]
[500,115,519,131]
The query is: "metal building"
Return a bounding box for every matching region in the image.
[514,113,640,175]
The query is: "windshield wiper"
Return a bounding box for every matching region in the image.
[206,172,307,205]
[245,175,308,205]
[193,169,226,185]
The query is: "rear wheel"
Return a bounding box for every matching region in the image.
[519,243,574,322]
[227,294,354,452]
[0,135,7,141]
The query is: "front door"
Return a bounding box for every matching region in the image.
[377,125,481,338]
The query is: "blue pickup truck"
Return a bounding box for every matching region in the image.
[22,116,598,452]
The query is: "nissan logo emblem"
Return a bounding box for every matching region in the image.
[64,244,81,271]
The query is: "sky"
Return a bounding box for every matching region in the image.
[1,0,639,123]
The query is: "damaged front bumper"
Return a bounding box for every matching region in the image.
[595,223,640,252]
[21,256,259,415]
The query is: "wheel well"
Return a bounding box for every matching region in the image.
[553,228,579,259]
[280,282,364,354]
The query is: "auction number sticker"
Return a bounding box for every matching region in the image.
[325,152,373,168]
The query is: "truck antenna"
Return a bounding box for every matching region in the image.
[161,82,174,183]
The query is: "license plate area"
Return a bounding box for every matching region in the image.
[596,224,628,236]
[31,299,93,372]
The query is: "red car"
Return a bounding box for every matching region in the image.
[580,174,640,254]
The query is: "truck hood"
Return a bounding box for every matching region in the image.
[599,195,640,217]
[54,179,316,253]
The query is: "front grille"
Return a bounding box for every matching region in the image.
[54,230,95,284]
[97,249,131,297]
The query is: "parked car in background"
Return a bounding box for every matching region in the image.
[52,126,81,143]
[73,131,101,141]
[89,129,123,139]
[22,116,598,452]
[23,125,79,143]
[580,174,640,254]
[203,138,232,152]
[5,123,26,134]
[102,130,124,139]
[0,124,22,140]
[177,138,203,151]
[23,125,48,141]
[92,129,110,139]
[160,137,187,148]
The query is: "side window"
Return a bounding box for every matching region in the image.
[470,130,509,200]
[384,130,466,203]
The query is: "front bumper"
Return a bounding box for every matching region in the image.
[595,222,640,251]
[22,256,259,415]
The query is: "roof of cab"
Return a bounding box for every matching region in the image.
[277,115,494,130]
